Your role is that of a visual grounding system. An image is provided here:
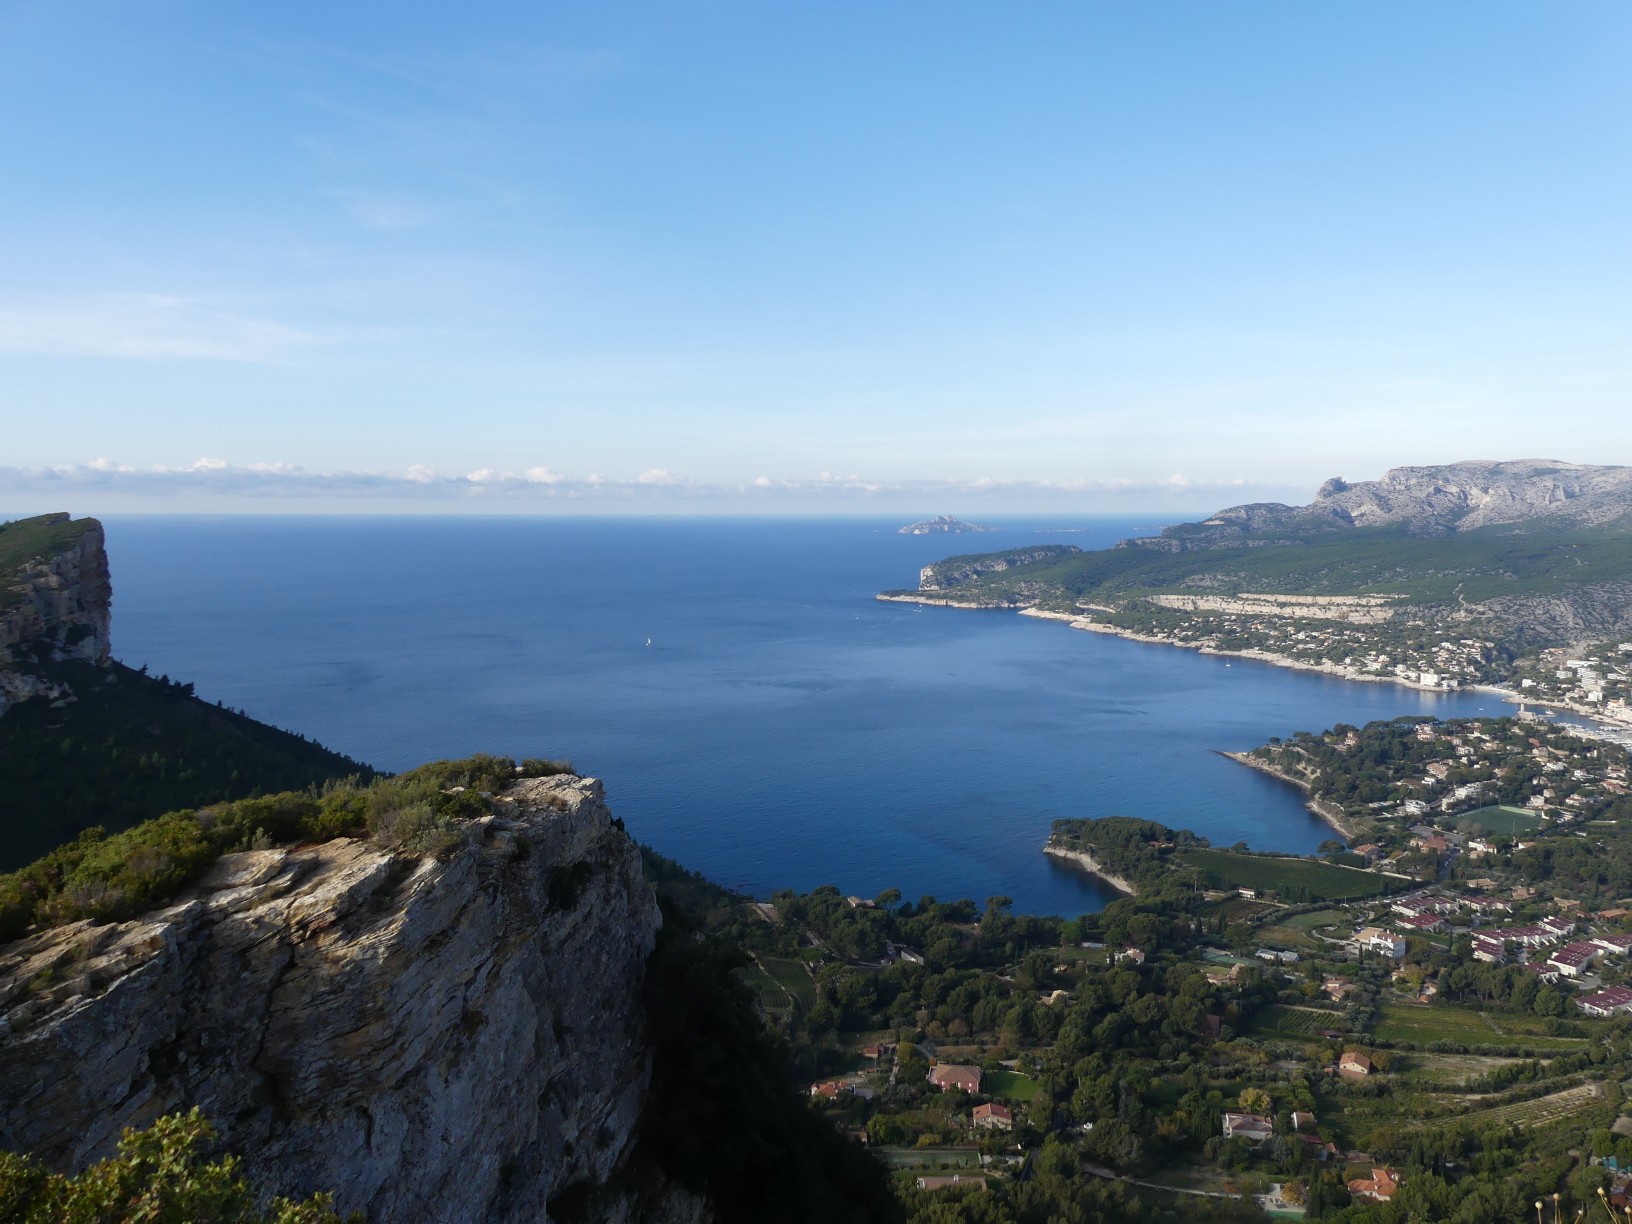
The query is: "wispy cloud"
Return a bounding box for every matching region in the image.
[0,294,317,362]
[0,459,1273,508]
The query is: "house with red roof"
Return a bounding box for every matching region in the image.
[972,1102,1014,1131]
[927,1064,983,1093]
[1348,1168,1400,1202]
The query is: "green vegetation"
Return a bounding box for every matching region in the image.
[896,512,1632,688]
[1249,1004,1346,1039]
[900,518,1632,612]
[633,864,905,1224]
[0,514,98,608]
[1184,848,1393,901]
[981,1069,1039,1101]
[1458,805,1545,836]
[1371,1003,1585,1053]
[1049,816,1403,904]
[0,658,378,871]
[0,1109,357,1222]
[0,753,572,942]
[1247,714,1632,837]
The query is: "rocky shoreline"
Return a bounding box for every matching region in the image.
[888,594,1546,707]
[1042,843,1138,896]
[1218,750,1358,841]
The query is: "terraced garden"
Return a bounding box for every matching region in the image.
[1453,1082,1602,1130]
[737,952,817,1016]
[1184,849,1400,902]
[1372,1002,1591,1051]
[1249,1004,1348,1039]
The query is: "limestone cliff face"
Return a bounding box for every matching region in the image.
[919,545,1083,591]
[1184,460,1632,543]
[0,775,697,1223]
[0,514,112,713]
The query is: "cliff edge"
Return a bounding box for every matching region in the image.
[0,774,696,1223]
[0,513,111,712]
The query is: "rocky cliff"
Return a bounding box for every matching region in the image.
[1158,460,1632,548]
[0,774,701,1223]
[919,544,1082,590]
[0,513,112,713]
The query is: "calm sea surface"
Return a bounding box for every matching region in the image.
[103,516,1506,915]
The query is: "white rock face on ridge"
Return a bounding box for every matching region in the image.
[0,775,685,1223]
[0,515,112,714]
[1209,460,1632,536]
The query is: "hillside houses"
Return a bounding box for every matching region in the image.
[1221,1112,1275,1144]
[1397,913,1448,936]
[1546,941,1600,978]
[1578,987,1632,1018]
[927,1064,983,1093]
[1339,1051,1374,1079]
[972,1103,1013,1131]
[1353,927,1406,959]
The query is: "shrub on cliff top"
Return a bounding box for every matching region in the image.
[0,754,580,942]
[0,1108,359,1223]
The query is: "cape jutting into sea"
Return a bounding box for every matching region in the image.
[104,515,1506,914]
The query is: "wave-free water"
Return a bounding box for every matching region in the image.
[105,515,1505,914]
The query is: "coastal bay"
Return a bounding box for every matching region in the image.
[103,515,1508,914]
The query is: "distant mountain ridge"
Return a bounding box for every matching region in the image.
[1151,460,1632,551]
[883,459,1632,663]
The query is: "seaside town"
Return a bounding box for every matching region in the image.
[1051,595,1632,735]
[692,711,1632,1219]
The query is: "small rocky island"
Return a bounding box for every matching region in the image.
[897,515,995,535]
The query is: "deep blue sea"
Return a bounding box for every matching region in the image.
[102,515,1507,915]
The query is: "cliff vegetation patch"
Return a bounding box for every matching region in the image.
[0,753,573,942]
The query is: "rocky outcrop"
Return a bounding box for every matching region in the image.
[919,544,1082,590]
[1165,460,1632,547]
[897,515,994,535]
[0,514,111,713]
[0,775,694,1224]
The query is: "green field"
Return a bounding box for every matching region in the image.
[1183,848,1397,901]
[1456,805,1545,835]
[1207,897,1281,923]
[1280,909,1352,931]
[758,954,817,1008]
[1249,1004,1347,1039]
[1373,1002,1588,1050]
[736,964,795,1016]
[737,953,816,1015]
[1453,1083,1602,1130]
[983,1070,1039,1101]
[880,1148,983,1169]
[1256,923,1324,951]
[1056,945,1109,964]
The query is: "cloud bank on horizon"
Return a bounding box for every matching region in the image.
[0,457,1272,515]
[1,2,1629,513]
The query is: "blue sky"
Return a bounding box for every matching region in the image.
[2,2,1629,514]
